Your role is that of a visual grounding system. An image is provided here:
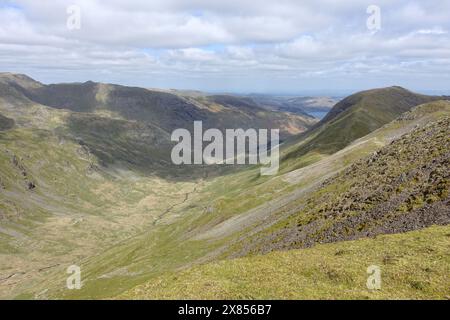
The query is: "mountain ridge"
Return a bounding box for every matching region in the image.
[281,86,450,172]
[0,73,316,139]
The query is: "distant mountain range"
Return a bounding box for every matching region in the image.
[136,87,339,118]
[0,72,316,178]
[0,73,316,137]
[246,94,340,117]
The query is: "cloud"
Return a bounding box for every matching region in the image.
[0,0,449,93]
[416,28,447,35]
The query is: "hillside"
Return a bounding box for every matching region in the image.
[0,73,315,139]
[233,106,450,256]
[281,86,447,171]
[14,100,445,300]
[0,74,448,300]
[119,225,450,300]
[0,72,316,178]
[117,102,450,300]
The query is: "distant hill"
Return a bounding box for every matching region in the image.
[320,86,437,124]
[247,94,338,117]
[282,86,449,166]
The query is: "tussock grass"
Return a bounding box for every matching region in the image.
[119,225,450,300]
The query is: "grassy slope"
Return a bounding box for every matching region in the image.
[118,225,450,300]
[0,124,203,299]
[228,109,450,258]
[116,102,450,300]
[280,86,443,173]
[25,101,447,300]
[188,101,450,245]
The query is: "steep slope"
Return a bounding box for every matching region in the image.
[281,86,447,171]
[186,101,450,245]
[232,104,450,256]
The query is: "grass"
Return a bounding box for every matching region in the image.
[1,100,449,299]
[118,225,450,300]
[39,114,442,299]
[0,124,211,298]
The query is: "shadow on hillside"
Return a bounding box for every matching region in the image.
[61,113,244,182]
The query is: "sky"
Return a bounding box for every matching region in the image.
[1,0,450,95]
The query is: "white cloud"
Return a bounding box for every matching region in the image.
[0,0,449,93]
[416,28,447,35]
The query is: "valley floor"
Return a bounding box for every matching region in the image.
[0,173,207,299]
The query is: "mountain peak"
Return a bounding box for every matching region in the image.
[0,72,43,89]
[283,86,446,164]
[319,86,433,126]
[390,85,408,90]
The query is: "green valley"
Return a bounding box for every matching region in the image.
[0,73,448,300]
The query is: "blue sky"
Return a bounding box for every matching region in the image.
[1,0,449,95]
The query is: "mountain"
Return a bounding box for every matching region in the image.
[320,86,436,124]
[33,100,448,300]
[0,72,316,178]
[235,102,450,255]
[118,101,450,300]
[0,73,315,139]
[0,74,448,300]
[281,86,449,171]
[0,73,43,92]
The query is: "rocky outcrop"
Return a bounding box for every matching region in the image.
[11,154,36,191]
